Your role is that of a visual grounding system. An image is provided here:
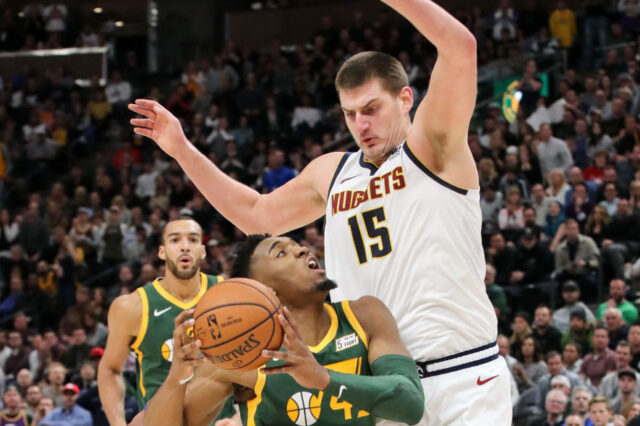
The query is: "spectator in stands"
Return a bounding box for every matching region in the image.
[630,325,640,371]
[499,333,518,370]
[63,327,92,377]
[546,169,571,205]
[565,183,595,228]
[32,397,55,426]
[596,278,639,325]
[498,187,525,240]
[3,330,30,380]
[532,305,563,355]
[563,341,582,374]
[601,341,639,398]
[25,384,41,419]
[40,382,92,426]
[563,414,583,426]
[262,147,296,192]
[486,263,510,332]
[601,200,640,283]
[513,336,548,393]
[0,385,29,425]
[584,205,610,247]
[537,350,584,400]
[487,231,517,285]
[526,388,567,426]
[561,309,594,355]
[491,0,517,42]
[570,386,593,425]
[589,396,613,426]
[549,0,577,49]
[105,70,132,117]
[543,201,566,250]
[511,311,533,360]
[580,326,617,388]
[41,362,66,407]
[612,369,639,414]
[481,183,502,235]
[531,183,551,227]
[554,219,600,299]
[537,125,574,177]
[510,227,553,285]
[604,308,630,350]
[599,182,620,217]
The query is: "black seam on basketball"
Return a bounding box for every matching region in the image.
[199,304,281,349]
[194,302,272,323]
[224,279,279,311]
[224,310,280,371]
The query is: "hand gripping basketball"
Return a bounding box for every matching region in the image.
[168,309,205,385]
[261,307,331,390]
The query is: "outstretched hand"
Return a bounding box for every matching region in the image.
[129,99,190,159]
[261,306,331,390]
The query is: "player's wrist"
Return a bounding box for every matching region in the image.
[316,367,331,391]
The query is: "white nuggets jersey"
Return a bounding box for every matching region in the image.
[325,142,496,361]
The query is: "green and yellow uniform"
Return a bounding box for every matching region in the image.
[240,301,373,426]
[130,272,235,418]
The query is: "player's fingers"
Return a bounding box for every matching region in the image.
[128,103,157,120]
[277,313,304,350]
[261,364,293,375]
[179,339,201,357]
[130,118,155,129]
[282,306,303,337]
[133,98,162,111]
[262,349,290,361]
[174,309,195,328]
[133,128,153,139]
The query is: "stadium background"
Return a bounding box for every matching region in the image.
[2,0,640,424]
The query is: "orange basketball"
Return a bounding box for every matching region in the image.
[193,277,283,371]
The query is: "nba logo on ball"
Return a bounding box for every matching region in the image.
[207,314,222,339]
[286,391,322,425]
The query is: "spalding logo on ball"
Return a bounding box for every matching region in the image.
[193,278,284,371]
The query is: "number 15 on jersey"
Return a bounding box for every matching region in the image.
[347,207,392,264]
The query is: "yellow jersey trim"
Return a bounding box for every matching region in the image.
[404,142,470,192]
[341,300,369,349]
[246,369,266,426]
[130,287,149,397]
[152,272,207,309]
[309,303,339,354]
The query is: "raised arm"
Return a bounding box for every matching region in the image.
[383,0,478,188]
[130,100,342,235]
[97,293,141,426]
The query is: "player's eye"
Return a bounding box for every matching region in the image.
[276,250,285,258]
[365,107,376,114]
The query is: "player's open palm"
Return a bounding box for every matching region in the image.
[261,307,331,390]
[129,99,189,158]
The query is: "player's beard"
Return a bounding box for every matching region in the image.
[166,255,201,280]
[315,279,338,292]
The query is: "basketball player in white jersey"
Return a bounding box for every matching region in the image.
[129,0,511,423]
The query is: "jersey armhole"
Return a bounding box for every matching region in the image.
[341,300,369,349]
[402,142,469,195]
[130,288,149,350]
[327,152,352,199]
[244,370,266,426]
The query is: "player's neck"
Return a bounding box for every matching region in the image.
[161,271,202,302]
[289,302,332,348]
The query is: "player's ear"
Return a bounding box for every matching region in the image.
[158,245,166,260]
[199,244,206,260]
[399,86,413,114]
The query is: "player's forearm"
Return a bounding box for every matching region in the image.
[381,0,476,58]
[173,144,268,234]
[97,367,127,426]
[323,354,424,425]
[144,375,187,426]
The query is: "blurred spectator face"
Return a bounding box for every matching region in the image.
[574,119,588,135]
[71,328,87,346]
[594,152,607,168]
[625,115,637,132]
[563,343,579,365]
[484,264,496,285]
[304,227,319,246]
[551,381,571,397]
[497,335,509,356]
[119,265,134,283]
[37,397,54,417]
[610,279,626,303]
[17,369,31,387]
[3,387,21,410]
[629,325,640,346]
[573,184,587,199]
[604,183,617,202]
[523,208,536,225]
[140,264,156,284]
[532,184,545,202]
[61,389,77,410]
[267,149,285,169]
[569,167,583,185]
[615,344,632,368]
[13,312,27,331]
[605,311,623,331]
[547,354,564,375]
[80,363,95,381]
[76,287,90,305]
[617,199,630,218]
[25,385,41,407]
[566,221,580,241]
[108,206,121,224]
[44,331,58,347]
[539,124,552,141]
[562,286,580,304]
[535,307,552,328]
[572,389,591,415]
[549,201,562,217]
[593,328,609,351]
[8,332,21,349]
[9,276,22,293]
[545,390,567,415]
[9,245,22,261]
[620,375,637,394]
[565,414,582,426]
[521,337,535,358]
[627,402,640,420]
[513,316,528,334]
[569,315,586,332]
[48,365,66,385]
[490,233,505,251]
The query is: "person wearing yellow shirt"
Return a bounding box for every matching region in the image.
[550,0,577,48]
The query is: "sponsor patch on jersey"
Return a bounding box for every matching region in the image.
[335,333,359,352]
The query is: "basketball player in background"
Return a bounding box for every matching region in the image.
[130,0,510,423]
[140,235,423,426]
[97,217,235,425]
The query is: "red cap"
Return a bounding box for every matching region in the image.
[62,383,80,394]
[89,347,104,358]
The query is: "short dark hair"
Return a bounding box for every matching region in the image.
[335,51,409,95]
[229,234,271,279]
[161,215,202,243]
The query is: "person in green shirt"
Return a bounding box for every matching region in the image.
[596,278,638,325]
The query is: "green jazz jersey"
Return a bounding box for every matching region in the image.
[129,273,235,419]
[240,301,373,426]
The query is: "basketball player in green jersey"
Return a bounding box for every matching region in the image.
[98,216,235,426]
[142,235,424,426]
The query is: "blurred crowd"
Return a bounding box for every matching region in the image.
[4,0,640,424]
